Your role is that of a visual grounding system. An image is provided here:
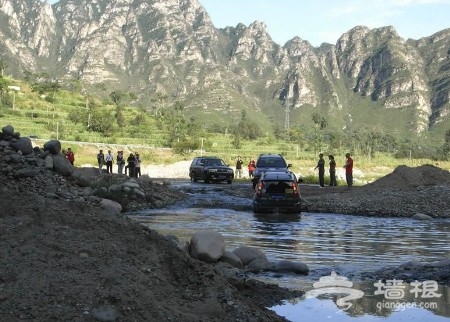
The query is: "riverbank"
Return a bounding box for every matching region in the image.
[300,164,450,218]
[140,159,450,218]
[0,131,300,321]
[0,179,300,321]
[1,128,450,320]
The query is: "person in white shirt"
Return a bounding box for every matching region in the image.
[105,150,114,173]
[134,153,141,177]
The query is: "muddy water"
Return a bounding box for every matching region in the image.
[128,181,450,321]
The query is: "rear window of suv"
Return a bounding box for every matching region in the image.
[256,157,287,168]
[262,180,294,193]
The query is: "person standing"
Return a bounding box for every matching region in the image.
[235,156,243,179]
[314,153,325,187]
[328,155,337,186]
[116,151,125,175]
[105,150,114,173]
[344,152,354,190]
[126,153,136,177]
[134,153,141,178]
[247,159,256,178]
[65,148,75,166]
[97,149,105,174]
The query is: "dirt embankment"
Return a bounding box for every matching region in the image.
[0,153,297,321]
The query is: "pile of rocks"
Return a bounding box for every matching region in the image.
[0,124,184,213]
[170,230,309,275]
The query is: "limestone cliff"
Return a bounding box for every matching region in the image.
[0,0,449,134]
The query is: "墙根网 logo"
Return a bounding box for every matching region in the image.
[305,271,364,310]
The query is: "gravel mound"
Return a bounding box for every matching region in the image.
[366,164,450,189]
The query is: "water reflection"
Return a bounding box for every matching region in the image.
[271,280,450,321]
[128,209,450,321]
[129,209,450,274]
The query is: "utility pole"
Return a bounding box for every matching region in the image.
[284,101,290,131]
[7,86,20,110]
[284,99,291,141]
[201,137,204,156]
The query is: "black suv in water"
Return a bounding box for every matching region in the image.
[253,171,301,214]
[189,156,234,184]
[251,154,292,188]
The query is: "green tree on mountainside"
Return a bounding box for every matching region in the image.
[110,90,126,106]
[439,129,450,160]
[445,130,450,150]
[162,101,204,153]
[151,93,168,116]
[0,77,9,105]
[115,106,125,127]
[0,59,7,77]
[312,112,327,152]
[164,101,187,145]
[231,134,242,149]
[89,109,115,136]
[232,110,262,140]
[24,71,60,97]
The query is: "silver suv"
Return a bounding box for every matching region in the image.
[251,154,292,188]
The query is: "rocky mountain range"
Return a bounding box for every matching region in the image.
[1,0,449,136]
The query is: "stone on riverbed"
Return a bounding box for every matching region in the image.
[369,257,450,285]
[429,258,450,268]
[232,246,267,265]
[247,258,276,271]
[190,231,225,263]
[412,213,433,220]
[220,251,243,268]
[275,260,309,275]
[185,232,311,275]
[100,198,123,215]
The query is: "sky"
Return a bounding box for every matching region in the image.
[47,0,450,47]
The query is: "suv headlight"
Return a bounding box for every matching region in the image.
[228,169,234,173]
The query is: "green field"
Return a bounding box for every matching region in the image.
[1,75,449,185]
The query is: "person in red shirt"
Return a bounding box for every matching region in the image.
[65,148,75,166]
[247,159,256,178]
[344,153,353,189]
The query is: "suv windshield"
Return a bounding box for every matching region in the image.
[204,159,225,166]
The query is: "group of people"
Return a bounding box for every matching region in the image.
[314,152,353,189]
[96,149,142,177]
[235,156,256,178]
[70,148,353,186]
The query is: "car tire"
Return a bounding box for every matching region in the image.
[227,180,232,184]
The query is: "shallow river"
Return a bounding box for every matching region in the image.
[128,181,450,321]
